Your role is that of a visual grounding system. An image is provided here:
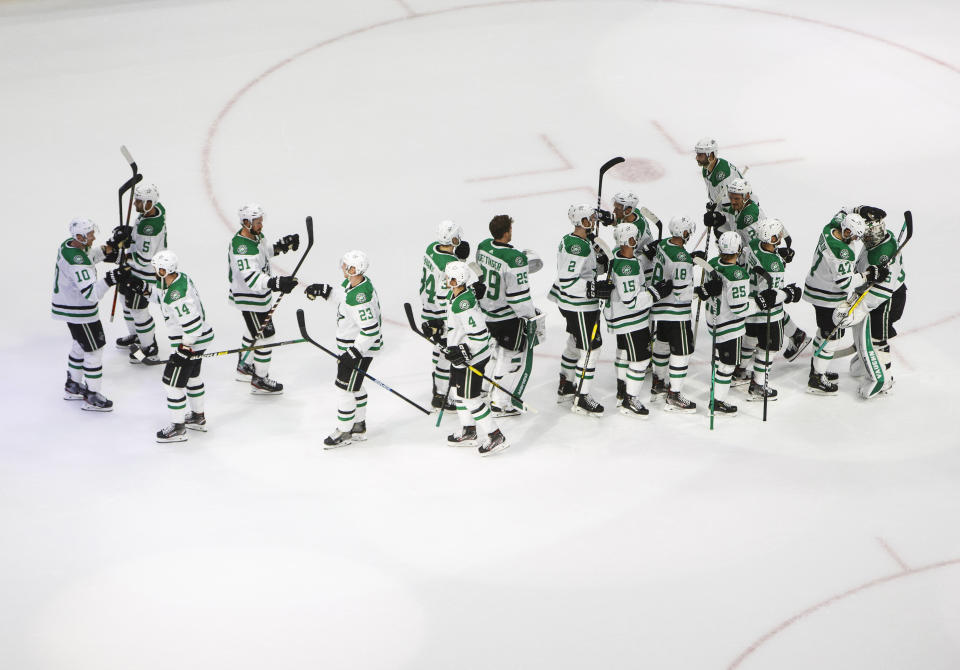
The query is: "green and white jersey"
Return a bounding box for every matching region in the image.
[419,242,456,322]
[803,216,858,308]
[51,239,109,323]
[651,239,694,322]
[719,199,765,242]
[475,238,536,322]
[128,203,168,281]
[152,272,215,349]
[742,239,786,324]
[704,257,751,343]
[228,230,275,313]
[445,288,491,366]
[855,231,906,311]
[548,233,599,313]
[336,276,382,355]
[616,208,657,278]
[702,157,743,206]
[603,250,654,333]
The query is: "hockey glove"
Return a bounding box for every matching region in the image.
[856,205,887,222]
[524,249,544,273]
[690,250,707,262]
[642,241,659,260]
[110,225,133,249]
[273,234,300,255]
[782,283,802,303]
[471,280,486,300]
[267,275,299,294]
[647,279,674,302]
[703,210,725,228]
[454,240,471,261]
[338,346,363,367]
[123,275,148,297]
[705,201,718,212]
[694,276,722,300]
[777,246,796,263]
[755,288,779,310]
[104,266,130,287]
[585,279,614,300]
[832,305,855,328]
[594,248,610,276]
[444,344,470,367]
[595,208,615,226]
[865,264,890,283]
[304,283,333,301]
[422,318,445,344]
[167,344,193,369]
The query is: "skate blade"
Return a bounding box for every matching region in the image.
[235,374,252,382]
[185,424,208,432]
[323,439,353,450]
[250,387,284,395]
[63,393,86,401]
[81,403,113,412]
[156,434,188,443]
[480,441,511,456]
[745,394,778,402]
[731,379,751,388]
[806,387,838,396]
[570,405,604,418]
[447,440,481,447]
[663,404,696,414]
[556,395,575,405]
[619,407,650,419]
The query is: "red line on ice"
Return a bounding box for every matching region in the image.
[876,537,911,572]
[483,185,595,202]
[465,134,574,182]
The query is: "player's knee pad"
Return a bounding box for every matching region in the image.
[716,362,735,376]
[84,348,103,366]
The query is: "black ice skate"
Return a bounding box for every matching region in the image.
[709,399,738,415]
[156,423,187,442]
[490,403,523,418]
[251,374,284,394]
[447,426,480,447]
[731,366,752,387]
[116,334,137,349]
[350,420,367,442]
[129,340,162,365]
[807,371,838,395]
[81,390,113,412]
[826,371,839,381]
[571,394,604,417]
[236,361,255,381]
[323,429,352,449]
[184,411,207,432]
[557,374,577,404]
[649,375,667,402]
[479,429,510,456]
[665,390,697,413]
[431,390,456,412]
[782,329,811,361]
[64,375,87,400]
[747,381,778,402]
[619,395,649,418]
[616,379,626,406]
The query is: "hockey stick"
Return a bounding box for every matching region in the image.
[753,266,775,422]
[597,157,625,211]
[403,302,537,413]
[574,320,599,400]
[191,338,306,360]
[110,146,140,322]
[812,211,913,359]
[692,228,712,339]
[639,207,663,244]
[297,309,430,415]
[690,256,721,429]
[240,215,315,365]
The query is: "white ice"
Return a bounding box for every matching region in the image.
[2,0,960,668]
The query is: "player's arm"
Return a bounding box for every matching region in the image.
[464,306,491,362]
[347,300,381,355]
[170,295,204,348]
[504,257,536,319]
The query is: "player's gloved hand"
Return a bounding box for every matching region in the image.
[694,276,722,300]
[755,288,779,310]
[585,279,614,300]
[594,247,610,275]
[782,283,802,303]
[444,344,469,366]
[865,264,890,283]
[703,210,725,228]
[304,283,333,301]
[267,275,299,294]
[110,225,133,249]
[104,266,130,287]
[777,246,796,263]
[595,208,615,226]
[647,279,674,301]
[642,241,659,260]
[856,205,887,222]
[454,240,470,260]
[168,344,193,368]
[123,274,148,297]
[422,318,445,344]
[273,234,299,255]
[690,250,707,262]
[338,346,363,367]
[471,280,486,300]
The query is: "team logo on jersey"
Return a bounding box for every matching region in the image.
[459,298,470,310]
[571,243,582,255]
[621,265,633,275]
[356,292,367,303]
[744,215,754,224]
[733,269,744,279]
[514,256,524,267]
[143,225,154,235]
[169,290,181,300]
[73,254,84,263]
[677,252,688,261]
[237,244,248,254]
[839,249,850,259]
[879,254,889,264]
[772,262,782,272]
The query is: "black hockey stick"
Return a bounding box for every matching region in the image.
[691,256,722,429]
[597,156,624,211]
[403,302,537,413]
[192,338,306,359]
[240,215,315,365]
[753,266,775,422]
[297,309,430,415]
[692,228,711,339]
[110,146,140,322]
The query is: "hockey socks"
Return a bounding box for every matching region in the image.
[560,334,579,382]
[123,304,156,349]
[713,362,735,403]
[165,384,187,425]
[668,354,689,393]
[651,339,670,384]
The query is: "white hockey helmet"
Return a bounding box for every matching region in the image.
[612,191,639,211]
[614,221,639,248]
[727,178,751,196]
[755,218,784,245]
[694,137,718,156]
[668,215,696,240]
[152,249,179,276]
[437,219,463,246]
[134,182,159,204]
[238,203,265,225]
[69,216,97,238]
[841,213,866,241]
[567,203,595,227]
[864,218,886,248]
[341,249,369,276]
[718,230,743,255]
[444,260,472,288]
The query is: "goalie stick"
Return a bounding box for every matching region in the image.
[297,309,431,415]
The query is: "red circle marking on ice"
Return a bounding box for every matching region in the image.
[618,158,665,183]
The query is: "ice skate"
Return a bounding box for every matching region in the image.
[81,390,113,412]
[235,361,255,382]
[184,411,207,432]
[709,399,738,415]
[156,423,187,442]
[557,374,576,404]
[479,429,510,456]
[250,374,283,394]
[350,420,367,442]
[664,390,696,413]
[129,340,161,365]
[619,395,649,418]
[447,426,480,447]
[116,334,137,349]
[63,375,87,400]
[323,429,352,449]
[571,394,604,417]
[431,390,456,412]
[490,403,523,418]
[807,370,838,395]
[616,379,626,406]
[731,366,751,387]
[782,328,811,361]
[649,375,667,402]
[747,381,778,401]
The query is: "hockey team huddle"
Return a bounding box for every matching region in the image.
[51,138,908,455]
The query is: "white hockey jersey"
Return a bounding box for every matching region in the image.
[151,271,215,349]
[228,230,275,313]
[336,276,383,355]
[51,239,109,324]
[445,287,491,366]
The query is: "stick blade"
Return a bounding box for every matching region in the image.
[296,308,309,339]
[304,215,314,247]
[599,156,625,174]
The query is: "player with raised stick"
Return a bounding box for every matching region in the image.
[228,203,299,394]
[596,192,658,281]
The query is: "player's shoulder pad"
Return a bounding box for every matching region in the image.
[502,247,528,269]
[450,289,477,313]
[231,233,258,255]
[612,256,639,275]
[61,240,92,266]
[563,235,589,257]
[718,262,748,282]
[162,274,189,305]
[345,278,375,307]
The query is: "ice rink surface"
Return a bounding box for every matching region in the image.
[2,0,960,667]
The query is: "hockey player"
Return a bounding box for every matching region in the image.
[548,204,606,416]
[605,222,673,417]
[698,231,752,415]
[650,216,698,412]
[597,192,658,280]
[740,219,803,400]
[695,137,744,211]
[441,261,509,455]
[51,217,129,411]
[304,250,383,448]
[113,182,167,364]
[228,204,299,394]
[474,214,543,417]
[419,220,472,411]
